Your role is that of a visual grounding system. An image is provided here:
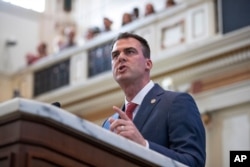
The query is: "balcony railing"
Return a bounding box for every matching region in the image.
[33,59,70,96]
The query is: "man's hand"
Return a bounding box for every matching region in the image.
[109,106,147,147]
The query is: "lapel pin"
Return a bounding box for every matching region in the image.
[151,98,156,104]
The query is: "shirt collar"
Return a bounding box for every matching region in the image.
[125,80,154,106]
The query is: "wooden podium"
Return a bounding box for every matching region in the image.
[0,98,187,167]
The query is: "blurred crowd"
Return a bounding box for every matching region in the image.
[26,0,177,65]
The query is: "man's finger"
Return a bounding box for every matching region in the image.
[113,106,130,120]
[108,117,115,124]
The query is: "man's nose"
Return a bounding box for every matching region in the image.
[118,53,126,62]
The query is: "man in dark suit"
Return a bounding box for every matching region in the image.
[102,32,206,167]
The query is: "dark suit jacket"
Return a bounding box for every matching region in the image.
[103,84,206,167]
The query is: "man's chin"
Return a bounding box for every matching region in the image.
[115,75,131,82]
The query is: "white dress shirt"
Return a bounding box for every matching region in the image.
[124,80,154,119]
[124,80,154,148]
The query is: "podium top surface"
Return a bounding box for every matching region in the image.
[0,98,187,167]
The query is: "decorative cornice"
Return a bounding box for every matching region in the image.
[151,26,250,77]
[172,46,250,82]
[194,80,250,113]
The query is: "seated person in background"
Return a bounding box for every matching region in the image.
[166,0,176,8]
[121,12,133,26]
[59,27,76,51]
[102,17,113,32]
[85,27,101,40]
[26,42,47,65]
[132,7,140,20]
[53,27,66,53]
[144,3,156,16]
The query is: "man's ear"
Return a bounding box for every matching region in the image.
[145,59,153,70]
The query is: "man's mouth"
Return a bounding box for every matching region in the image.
[118,65,126,73]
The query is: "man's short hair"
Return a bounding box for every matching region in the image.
[111,32,151,58]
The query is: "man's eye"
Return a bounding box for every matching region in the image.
[112,53,118,59]
[126,49,135,55]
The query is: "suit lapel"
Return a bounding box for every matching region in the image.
[133,84,164,131]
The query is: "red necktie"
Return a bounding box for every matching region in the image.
[125,102,137,120]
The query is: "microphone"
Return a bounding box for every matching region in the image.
[51,102,61,108]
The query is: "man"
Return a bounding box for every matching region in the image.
[103,32,206,167]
